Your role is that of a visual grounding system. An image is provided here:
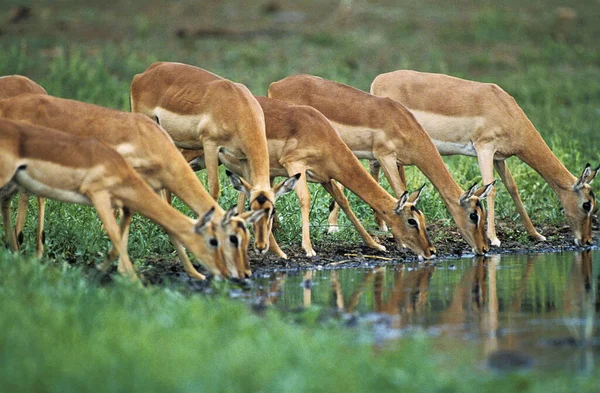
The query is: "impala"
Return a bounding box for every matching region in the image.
[370,70,598,246]
[268,74,494,255]
[0,93,264,279]
[0,75,47,257]
[0,119,225,281]
[182,96,436,259]
[130,62,298,255]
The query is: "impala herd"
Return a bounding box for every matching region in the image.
[0,63,597,282]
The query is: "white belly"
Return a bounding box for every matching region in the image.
[14,169,91,205]
[153,108,210,149]
[328,120,377,159]
[410,110,484,157]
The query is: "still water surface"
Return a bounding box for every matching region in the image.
[250,250,599,371]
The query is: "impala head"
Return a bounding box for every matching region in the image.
[218,206,269,279]
[387,185,436,260]
[564,164,598,247]
[457,182,495,255]
[227,170,300,254]
[190,207,229,278]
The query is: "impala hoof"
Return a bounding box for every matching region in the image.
[305,249,317,257]
[534,234,547,241]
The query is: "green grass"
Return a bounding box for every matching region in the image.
[1,1,600,390]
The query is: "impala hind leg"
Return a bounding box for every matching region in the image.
[1,196,18,252]
[89,192,139,281]
[322,180,386,252]
[97,207,133,273]
[494,160,546,241]
[476,148,499,246]
[326,182,344,234]
[34,197,45,258]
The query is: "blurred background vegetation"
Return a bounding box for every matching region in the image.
[1,1,600,391]
[1,0,599,259]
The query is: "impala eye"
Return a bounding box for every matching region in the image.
[470,212,478,222]
[209,238,219,247]
[229,235,239,246]
[583,201,591,212]
[408,218,418,227]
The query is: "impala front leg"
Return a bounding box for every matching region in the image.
[322,180,386,252]
[368,160,387,232]
[89,192,139,282]
[476,147,499,246]
[326,182,344,234]
[494,160,546,241]
[97,207,133,273]
[284,165,316,257]
[203,141,221,201]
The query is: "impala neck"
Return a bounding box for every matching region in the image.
[330,160,399,215]
[163,156,223,218]
[516,129,576,193]
[120,178,197,243]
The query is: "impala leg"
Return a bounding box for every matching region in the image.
[15,191,29,247]
[89,192,138,282]
[368,160,388,232]
[376,154,406,197]
[97,207,133,272]
[203,141,221,201]
[494,160,546,241]
[283,165,316,257]
[268,232,288,259]
[169,233,207,280]
[34,197,45,259]
[2,196,18,252]
[163,189,207,279]
[398,164,407,189]
[327,182,344,234]
[322,180,386,252]
[476,148,499,246]
[237,192,247,214]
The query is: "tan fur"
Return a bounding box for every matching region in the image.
[0,75,48,257]
[130,62,286,257]
[0,75,47,99]
[0,119,225,281]
[185,97,436,259]
[371,70,597,246]
[268,74,492,255]
[0,93,253,279]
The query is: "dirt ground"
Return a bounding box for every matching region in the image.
[133,218,598,288]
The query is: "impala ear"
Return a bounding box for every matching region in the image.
[460,183,478,205]
[574,164,592,190]
[274,173,301,198]
[194,206,216,234]
[222,205,238,226]
[394,191,410,214]
[475,180,496,200]
[408,184,426,204]
[226,170,251,197]
[587,164,599,185]
[239,208,269,225]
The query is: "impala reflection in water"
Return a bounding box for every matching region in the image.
[250,251,599,372]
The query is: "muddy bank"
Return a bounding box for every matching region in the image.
[133,219,598,286]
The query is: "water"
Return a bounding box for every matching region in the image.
[249,250,600,372]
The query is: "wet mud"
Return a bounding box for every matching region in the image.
[132,219,598,285]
